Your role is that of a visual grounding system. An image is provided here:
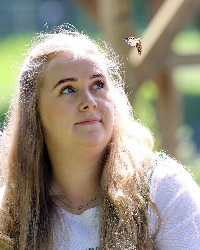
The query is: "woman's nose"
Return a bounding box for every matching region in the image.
[78,92,97,111]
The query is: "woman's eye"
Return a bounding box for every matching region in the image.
[93,81,104,89]
[61,85,74,94]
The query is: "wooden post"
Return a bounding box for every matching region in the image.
[154,70,183,157]
[98,0,139,101]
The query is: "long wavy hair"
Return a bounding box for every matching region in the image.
[0,24,159,249]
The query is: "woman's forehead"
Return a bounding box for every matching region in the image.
[45,50,108,76]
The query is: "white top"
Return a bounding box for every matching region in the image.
[53,207,100,250]
[53,154,200,250]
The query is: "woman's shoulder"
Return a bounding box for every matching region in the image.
[148,153,200,249]
[149,152,200,199]
[150,152,195,185]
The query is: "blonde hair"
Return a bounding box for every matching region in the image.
[0,24,158,249]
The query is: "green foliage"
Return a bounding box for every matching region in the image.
[174,67,200,95]
[132,80,161,151]
[172,29,200,96]
[172,29,200,54]
[0,33,33,99]
[0,33,33,127]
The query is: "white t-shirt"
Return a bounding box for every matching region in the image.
[53,154,200,250]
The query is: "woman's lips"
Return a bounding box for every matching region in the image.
[75,117,101,125]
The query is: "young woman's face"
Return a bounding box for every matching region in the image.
[39,50,114,154]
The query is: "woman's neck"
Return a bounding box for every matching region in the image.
[49,148,103,214]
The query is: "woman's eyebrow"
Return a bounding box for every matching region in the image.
[53,73,105,90]
[90,73,105,79]
[53,78,77,89]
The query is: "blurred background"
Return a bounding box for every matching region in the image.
[0,0,200,183]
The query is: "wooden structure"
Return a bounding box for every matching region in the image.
[129,0,200,84]
[75,0,200,157]
[128,0,200,156]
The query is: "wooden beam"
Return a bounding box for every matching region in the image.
[168,53,200,67]
[129,0,200,85]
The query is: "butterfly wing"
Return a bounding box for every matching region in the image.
[124,37,137,47]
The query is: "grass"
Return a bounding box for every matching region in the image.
[0,33,33,99]
[0,33,34,123]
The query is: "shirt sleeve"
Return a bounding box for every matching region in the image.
[148,154,200,250]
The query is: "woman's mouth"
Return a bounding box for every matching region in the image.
[75,117,101,125]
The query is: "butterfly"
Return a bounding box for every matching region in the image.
[124,37,142,55]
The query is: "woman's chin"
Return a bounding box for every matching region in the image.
[75,134,109,152]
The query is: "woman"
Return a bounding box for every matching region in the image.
[0,24,200,250]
